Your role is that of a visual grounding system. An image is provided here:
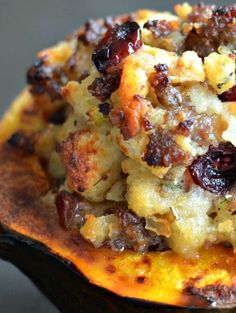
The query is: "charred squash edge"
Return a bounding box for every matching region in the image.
[0,223,234,313]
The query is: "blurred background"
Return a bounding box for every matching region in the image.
[0,0,231,312]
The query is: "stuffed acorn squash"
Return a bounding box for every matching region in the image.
[1,3,236,311]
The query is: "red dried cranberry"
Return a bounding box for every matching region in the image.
[189,142,236,194]
[92,21,142,73]
[219,85,236,102]
[55,190,80,230]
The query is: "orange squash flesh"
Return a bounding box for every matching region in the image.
[1,129,236,309]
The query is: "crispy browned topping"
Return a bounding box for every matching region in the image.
[88,71,121,101]
[143,128,188,167]
[57,130,96,193]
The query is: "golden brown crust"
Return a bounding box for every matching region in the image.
[58,129,98,192]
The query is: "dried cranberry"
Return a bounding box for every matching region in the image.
[92,21,142,73]
[55,190,80,230]
[219,85,236,102]
[189,142,236,194]
[77,15,135,46]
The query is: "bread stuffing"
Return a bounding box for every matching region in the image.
[5,3,236,259]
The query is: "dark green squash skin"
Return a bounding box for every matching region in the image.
[0,224,234,313]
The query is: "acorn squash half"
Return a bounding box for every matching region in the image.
[1,4,236,312]
[1,92,236,312]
